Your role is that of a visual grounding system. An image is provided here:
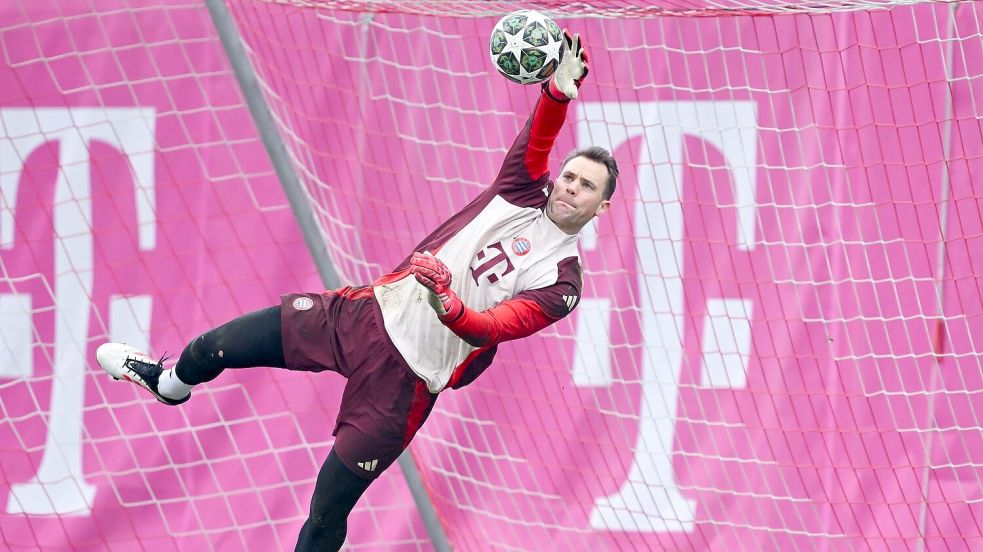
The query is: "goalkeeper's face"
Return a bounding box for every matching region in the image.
[547,156,611,235]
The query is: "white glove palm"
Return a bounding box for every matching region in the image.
[552,31,589,100]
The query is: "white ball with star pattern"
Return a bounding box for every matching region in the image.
[489,10,565,85]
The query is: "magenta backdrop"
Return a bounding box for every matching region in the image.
[2,1,982,551]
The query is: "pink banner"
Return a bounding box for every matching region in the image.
[0,2,427,550]
[2,1,982,551]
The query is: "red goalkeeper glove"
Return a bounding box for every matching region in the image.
[410,252,464,323]
[549,30,590,100]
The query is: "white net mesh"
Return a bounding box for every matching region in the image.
[258,0,938,17]
[2,0,982,550]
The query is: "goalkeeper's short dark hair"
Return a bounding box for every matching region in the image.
[561,146,619,200]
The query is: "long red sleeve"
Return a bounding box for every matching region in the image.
[524,82,571,180]
[442,297,559,348]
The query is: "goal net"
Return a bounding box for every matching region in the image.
[2,0,982,550]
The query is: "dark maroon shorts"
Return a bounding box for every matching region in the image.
[280,287,438,480]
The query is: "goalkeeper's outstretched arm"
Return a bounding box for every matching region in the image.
[495,31,590,190]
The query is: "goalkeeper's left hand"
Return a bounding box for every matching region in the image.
[551,30,590,100]
[410,252,464,322]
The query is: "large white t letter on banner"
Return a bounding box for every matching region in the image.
[573,101,758,532]
[2,107,156,515]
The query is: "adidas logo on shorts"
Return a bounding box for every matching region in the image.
[356,459,379,472]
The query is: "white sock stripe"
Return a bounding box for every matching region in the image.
[158,368,193,400]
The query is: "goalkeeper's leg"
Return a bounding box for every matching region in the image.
[96,306,284,403]
[294,448,371,552]
[173,305,285,387]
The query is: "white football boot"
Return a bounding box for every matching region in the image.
[96,343,190,406]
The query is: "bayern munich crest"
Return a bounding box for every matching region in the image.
[511,237,531,256]
[292,296,314,311]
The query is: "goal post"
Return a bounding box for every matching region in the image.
[1,0,981,550]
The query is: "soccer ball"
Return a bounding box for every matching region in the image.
[489,10,565,85]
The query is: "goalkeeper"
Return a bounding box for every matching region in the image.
[97,31,616,551]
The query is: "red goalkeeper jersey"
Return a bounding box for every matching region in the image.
[373,86,582,393]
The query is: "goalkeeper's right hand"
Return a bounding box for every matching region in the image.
[551,31,590,100]
[410,252,464,323]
